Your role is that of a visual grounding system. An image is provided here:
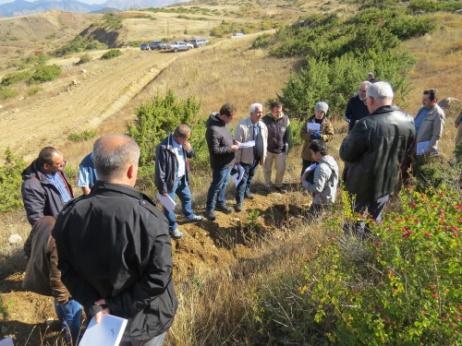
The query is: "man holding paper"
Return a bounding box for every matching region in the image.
[234,103,268,211]
[155,125,204,239]
[53,135,177,346]
[340,82,415,236]
[300,101,334,176]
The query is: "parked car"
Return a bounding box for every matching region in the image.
[149,40,168,50]
[189,38,209,48]
[140,43,150,50]
[167,41,194,52]
[232,32,245,38]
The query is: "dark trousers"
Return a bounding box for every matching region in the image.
[235,160,259,205]
[301,160,315,176]
[206,166,231,211]
[345,194,390,237]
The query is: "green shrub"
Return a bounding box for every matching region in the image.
[54,36,107,57]
[251,33,273,49]
[26,86,41,96]
[67,130,97,142]
[0,86,18,100]
[28,64,61,84]
[100,49,122,60]
[0,149,25,212]
[76,54,91,65]
[409,0,462,12]
[249,186,462,345]
[101,13,123,31]
[1,70,32,86]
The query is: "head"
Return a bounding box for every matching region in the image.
[422,89,437,108]
[314,101,329,120]
[93,134,140,187]
[309,139,328,162]
[249,102,263,123]
[270,100,283,118]
[218,103,236,124]
[366,81,394,114]
[37,147,65,174]
[173,124,191,145]
[358,81,372,101]
[367,72,376,82]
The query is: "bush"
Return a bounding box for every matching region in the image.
[0,70,32,86]
[28,64,61,84]
[0,149,25,212]
[249,186,462,345]
[100,49,122,60]
[67,130,97,142]
[76,54,91,65]
[26,86,41,96]
[54,36,106,57]
[0,86,18,100]
[101,13,123,31]
[409,0,462,13]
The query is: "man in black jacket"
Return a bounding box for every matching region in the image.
[205,103,240,221]
[340,82,415,236]
[155,125,203,239]
[53,134,177,346]
[344,81,371,132]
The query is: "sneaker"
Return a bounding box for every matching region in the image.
[187,214,205,222]
[216,204,232,214]
[205,210,216,221]
[234,203,243,212]
[170,228,183,239]
[244,190,254,199]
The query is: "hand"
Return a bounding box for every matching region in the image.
[94,299,109,324]
[230,144,240,152]
[162,192,168,197]
[182,141,192,152]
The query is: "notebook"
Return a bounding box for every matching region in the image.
[79,314,128,346]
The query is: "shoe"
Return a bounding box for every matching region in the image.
[275,186,287,193]
[244,190,254,199]
[187,214,205,222]
[170,228,183,239]
[216,204,232,214]
[234,203,243,212]
[205,210,216,221]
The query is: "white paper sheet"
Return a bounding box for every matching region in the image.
[307,123,321,132]
[231,165,246,186]
[156,193,177,212]
[416,141,431,156]
[0,337,14,346]
[79,315,128,346]
[239,140,255,149]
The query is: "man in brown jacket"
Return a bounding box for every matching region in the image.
[23,216,82,343]
[455,112,462,149]
[300,101,334,175]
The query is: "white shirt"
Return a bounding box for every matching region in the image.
[172,136,186,178]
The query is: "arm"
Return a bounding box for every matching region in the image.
[206,127,233,155]
[429,113,445,152]
[22,180,45,226]
[340,120,369,163]
[234,124,244,163]
[284,120,293,151]
[321,119,334,142]
[48,236,70,304]
[344,98,353,122]
[154,145,169,195]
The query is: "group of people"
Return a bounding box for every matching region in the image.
[19,76,453,345]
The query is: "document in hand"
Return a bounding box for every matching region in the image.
[239,140,255,149]
[156,193,177,212]
[231,165,246,186]
[79,315,128,346]
[416,141,431,156]
[307,123,321,132]
[0,337,14,346]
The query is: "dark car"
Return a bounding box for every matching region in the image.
[140,43,150,51]
[149,41,162,50]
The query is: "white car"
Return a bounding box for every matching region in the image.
[168,41,194,52]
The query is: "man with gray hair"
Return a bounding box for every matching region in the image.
[344,81,371,132]
[53,134,177,346]
[340,82,415,236]
[233,103,268,211]
[155,124,204,239]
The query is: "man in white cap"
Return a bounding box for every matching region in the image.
[340,81,415,236]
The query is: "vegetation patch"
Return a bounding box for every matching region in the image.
[0,149,25,212]
[210,20,277,37]
[0,86,18,100]
[76,54,91,65]
[54,36,107,57]
[1,70,32,86]
[67,129,97,142]
[28,64,61,84]
[100,49,122,60]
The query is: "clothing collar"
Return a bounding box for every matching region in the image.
[93,181,146,200]
[370,105,397,116]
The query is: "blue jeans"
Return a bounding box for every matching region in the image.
[206,166,231,211]
[55,299,83,342]
[164,175,194,232]
[235,161,259,205]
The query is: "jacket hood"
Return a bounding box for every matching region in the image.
[22,160,43,182]
[206,112,225,127]
[320,155,339,176]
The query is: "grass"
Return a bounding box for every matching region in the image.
[67,129,97,142]
[0,86,17,100]
[100,49,122,60]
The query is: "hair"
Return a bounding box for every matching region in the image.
[270,100,283,109]
[360,80,372,89]
[37,146,60,167]
[423,89,437,101]
[366,81,394,100]
[93,134,140,180]
[309,139,328,156]
[173,124,191,139]
[249,102,263,115]
[219,103,236,117]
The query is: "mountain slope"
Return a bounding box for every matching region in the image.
[0,0,103,17]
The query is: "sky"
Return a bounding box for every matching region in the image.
[0,0,108,4]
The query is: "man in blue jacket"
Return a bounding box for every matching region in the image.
[155,125,203,239]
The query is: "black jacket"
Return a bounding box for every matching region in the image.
[262,114,292,154]
[205,113,235,170]
[345,95,370,132]
[21,160,73,226]
[340,105,415,202]
[52,182,178,341]
[155,134,194,194]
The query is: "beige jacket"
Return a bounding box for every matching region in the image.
[415,104,445,155]
[235,117,268,165]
